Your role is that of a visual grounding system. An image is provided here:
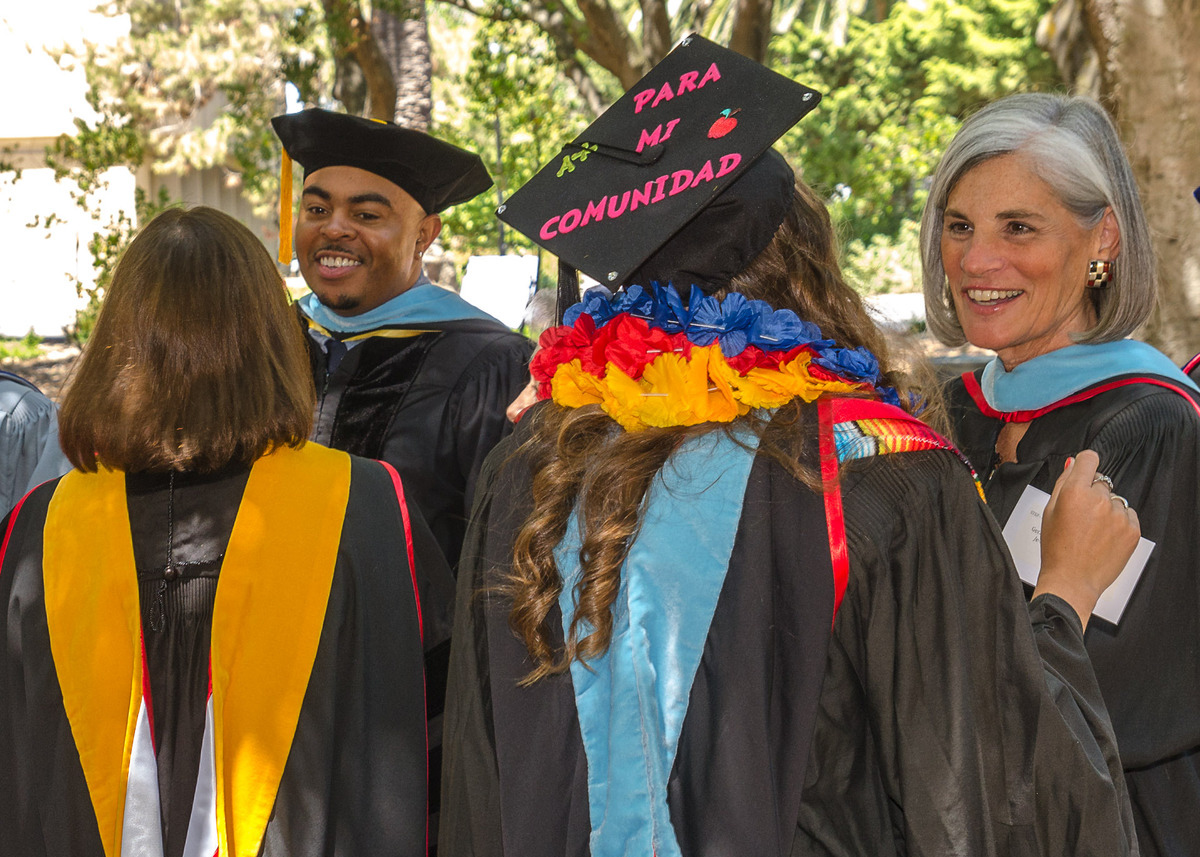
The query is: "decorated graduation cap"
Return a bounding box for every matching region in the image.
[271,108,493,263]
[497,34,821,313]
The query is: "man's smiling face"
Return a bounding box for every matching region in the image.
[294,165,442,316]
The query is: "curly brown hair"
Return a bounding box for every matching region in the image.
[506,179,939,683]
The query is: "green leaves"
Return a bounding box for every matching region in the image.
[33,0,1062,308]
[436,17,592,266]
[57,0,328,214]
[772,0,1058,258]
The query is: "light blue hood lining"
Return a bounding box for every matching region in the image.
[555,428,759,857]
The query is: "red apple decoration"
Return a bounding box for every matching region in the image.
[708,108,740,139]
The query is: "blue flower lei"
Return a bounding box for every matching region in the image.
[562,284,901,407]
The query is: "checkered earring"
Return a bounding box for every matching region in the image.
[1086,259,1112,288]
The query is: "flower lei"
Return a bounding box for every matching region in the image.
[531,284,901,431]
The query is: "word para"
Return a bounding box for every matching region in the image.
[633,63,722,114]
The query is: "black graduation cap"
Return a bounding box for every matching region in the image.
[497,35,821,296]
[272,108,493,215]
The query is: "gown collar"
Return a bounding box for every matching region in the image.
[979,340,1199,414]
[298,275,503,335]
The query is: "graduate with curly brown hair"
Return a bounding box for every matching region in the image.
[440,38,1140,857]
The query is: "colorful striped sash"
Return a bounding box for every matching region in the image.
[818,398,982,617]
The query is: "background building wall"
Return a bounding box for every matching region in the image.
[0,5,278,338]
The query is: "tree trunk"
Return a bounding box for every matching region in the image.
[1036,0,1103,95]
[321,0,398,120]
[1044,0,1200,361]
[375,2,433,130]
[640,0,674,70]
[1094,0,1200,361]
[729,0,775,61]
[576,0,645,86]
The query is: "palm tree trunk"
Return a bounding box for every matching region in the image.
[375,1,433,130]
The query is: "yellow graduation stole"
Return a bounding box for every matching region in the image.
[42,443,352,857]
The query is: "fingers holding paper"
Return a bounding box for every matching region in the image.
[1033,449,1141,629]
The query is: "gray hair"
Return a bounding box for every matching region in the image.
[919,92,1156,346]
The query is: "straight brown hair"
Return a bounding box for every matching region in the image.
[60,206,315,473]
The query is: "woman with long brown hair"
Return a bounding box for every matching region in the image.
[441,39,1140,857]
[0,206,451,857]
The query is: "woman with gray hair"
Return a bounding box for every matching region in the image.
[922,92,1200,856]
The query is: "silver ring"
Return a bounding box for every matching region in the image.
[1092,473,1114,491]
[1111,494,1130,510]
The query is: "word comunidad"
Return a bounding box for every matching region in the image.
[539,153,742,241]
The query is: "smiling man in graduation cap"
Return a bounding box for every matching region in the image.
[272,109,533,855]
[272,109,533,574]
[439,34,1139,857]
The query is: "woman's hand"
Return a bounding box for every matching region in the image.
[1033,449,1140,629]
[506,377,539,424]
[507,343,541,425]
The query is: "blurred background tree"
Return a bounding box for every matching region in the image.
[770,0,1060,296]
[435,17,593,288]
[24,0,1200,355]
[1037,0,1200,360]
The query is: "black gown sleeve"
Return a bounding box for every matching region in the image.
[365,456,457,856]
[1078,392,1200,854]
[264,455,432,857]
[443,335,533,521]
[793,451,1135,856]
[0,481,106,857]
[439,433,524,857]
[405,481,457,657]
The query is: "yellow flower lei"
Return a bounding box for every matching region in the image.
[548,343,862,431]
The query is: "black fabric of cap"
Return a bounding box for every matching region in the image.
[626,148,794,292]
[497,34,820,290]
[271,108,493,214]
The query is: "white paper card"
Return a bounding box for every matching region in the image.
[1001,483,1154,625]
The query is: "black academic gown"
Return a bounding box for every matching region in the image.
[0,448,453,857]
[303,309,534,571]
[303,309,531,848]
[950,371,1200,857]
[440,403,1135,856]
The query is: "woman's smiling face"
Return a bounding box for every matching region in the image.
[940,153,1119,370]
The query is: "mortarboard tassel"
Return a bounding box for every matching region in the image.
[278,149,294,266]
[556,262,579,325]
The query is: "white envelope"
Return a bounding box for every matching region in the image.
[1001,484,1153,625]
